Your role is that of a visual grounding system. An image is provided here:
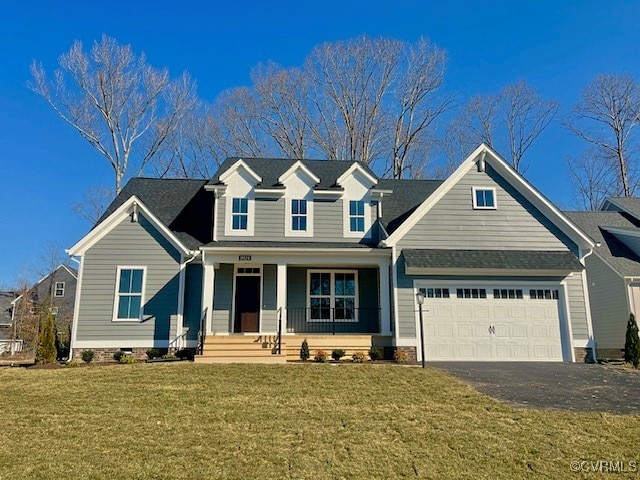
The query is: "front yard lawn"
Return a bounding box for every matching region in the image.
[0,363,638,479]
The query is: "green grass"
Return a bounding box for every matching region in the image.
[0,363,639,479]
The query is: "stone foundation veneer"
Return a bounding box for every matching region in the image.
[393,346,417,364]
[595,348,625,361]
[72,347,149,363]
[574,347,595,363]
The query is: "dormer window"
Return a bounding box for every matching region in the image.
[232,198,248,230]
[291,200,307,231]
[472,187,496,210]
[349,200,365,232]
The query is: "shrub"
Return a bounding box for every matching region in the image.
[81,350,94,364]
[393,350,408,364]
[146,348,161,359]
[331,349,346,361]
[113,350,125,362]
[351,351,366,363]
[368,348,383,361]
[66,360,80,367]
[314,349,327,363]
[35,313,57,364]
[625,313,640,368]
[119,355,137,364]
[175,349,195,361]
[300,339,310,361]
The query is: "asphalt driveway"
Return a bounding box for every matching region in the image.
[429,362,640,415]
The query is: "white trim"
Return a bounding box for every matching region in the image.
[212,190,220,242]
[276,262,287,329]
[560,280,576,362]
[404,267,581,276]
[200,246,389,256]
[579,247,596,353]
[232,264,263,333]
[306,269,359,322]
[176,255,186,350]
[72,340,170,349]
[68,255,84,359]
[218,159,262,185]
[67,196,191,257]
[225,196,254,237]
[383,144,595,249]
[379,261,392,335]
[111,266,147,323]
[54,282,65,297]
[471,186,497,210]
[60,264,78,280]
[278,160,320,185]
[336,163,378,187]
[391,246,401,342]
[202,253,215,334]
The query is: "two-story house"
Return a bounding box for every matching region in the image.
[68,145,597,363]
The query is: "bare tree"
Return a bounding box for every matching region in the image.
[72,185,114,224]
[446,82,557,172]
[565,73,640,196]
[30,35,197,194]
[568,148,617,210]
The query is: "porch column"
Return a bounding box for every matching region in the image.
[202,258,215,335]
[379,260,392,335]
[277,262,287,332]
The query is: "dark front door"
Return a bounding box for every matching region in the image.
[234,276,260,332]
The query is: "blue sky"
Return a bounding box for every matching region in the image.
[1,0,639,286]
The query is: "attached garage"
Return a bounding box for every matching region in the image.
[404,249,585,362]
[417,284,565,361]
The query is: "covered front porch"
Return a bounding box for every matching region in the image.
[196,244,393,362]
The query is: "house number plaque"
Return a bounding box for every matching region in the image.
[238,255,252,261]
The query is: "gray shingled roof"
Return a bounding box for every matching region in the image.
[376,179,443,234]
[565,211,640,276]
[605,197,640,219]
[403,249,583,271]
[202,240,378,249]
[208,157,377,190]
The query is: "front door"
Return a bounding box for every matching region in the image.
[234,276,260,332]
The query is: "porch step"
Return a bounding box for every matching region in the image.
[196,335,287,364]
[283,335,389,361]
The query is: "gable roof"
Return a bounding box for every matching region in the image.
[602,197,640,219]
[208,157,377,190]
[382,144,595,250]
[564,211,640,276]
[376,179,443,234]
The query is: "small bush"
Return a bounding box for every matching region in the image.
[314,349,327,363]
[300,339,310,361]
[81,350,95,364]
[351,351,366,363]
[331,349,346,361]
[119,355,137,364]
[368,348,383,361]
[66,360,80,368]
[625,313,640,368]
[175,349,195,361]
[113,350,125,362]
[36,313,57,364]
[393,350,408,364]
[146,348,161,359]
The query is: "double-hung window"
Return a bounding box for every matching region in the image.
[291,199,307,231]
[114,267,145,321]
[232,198,248,230]
[309,271,357,321]
[54,282,65,297]
[349,200,365,232]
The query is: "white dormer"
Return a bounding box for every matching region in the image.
[279,161,320,238]
[337,163,378,239]
[221,160,262,237]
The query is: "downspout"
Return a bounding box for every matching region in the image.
[176,251,202,350]
[579,245,599,362]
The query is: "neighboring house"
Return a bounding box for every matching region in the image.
[0,291,16,328]
[67,144,597,363]
[565,197,640,358]
[12,264,78,336]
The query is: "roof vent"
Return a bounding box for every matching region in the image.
[477,150,487,173]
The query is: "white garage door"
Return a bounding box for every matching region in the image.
[419,286,564,361]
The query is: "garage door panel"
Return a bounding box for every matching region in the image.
[421,284,564,362]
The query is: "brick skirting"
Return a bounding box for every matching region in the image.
[72,347,149,363]
[574,347,595,363]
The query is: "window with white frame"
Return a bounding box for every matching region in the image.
[308,271,357,321]
[349,200,365,232]
[291,199,307,231]
[231,198,248,230]
[114,267,145,321]
[54,282,65,297]
[472,187,496,209]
